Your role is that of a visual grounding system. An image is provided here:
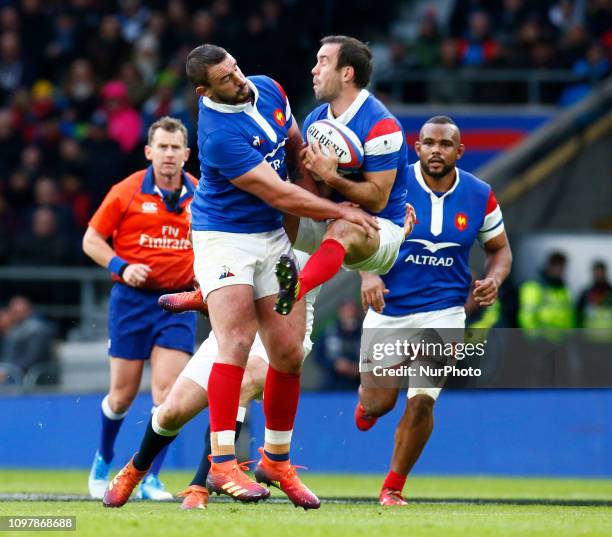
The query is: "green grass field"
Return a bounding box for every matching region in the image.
[1,470,612,537]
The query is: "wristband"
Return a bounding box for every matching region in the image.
[108,256,129,277]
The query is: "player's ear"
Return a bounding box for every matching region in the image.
[456,143,465,160]
[183,147,191,164]
[414,140,421,156]
[144,144,152,161]
[343,65,355,84]
[195,85,208,97]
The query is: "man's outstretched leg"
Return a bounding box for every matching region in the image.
[204,285,270,503]
[379,392,437,506]
[103,376,210,507]
[255,295,320,509]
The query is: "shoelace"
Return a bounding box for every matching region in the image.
[385,490,405,502]
[177,486,208,499]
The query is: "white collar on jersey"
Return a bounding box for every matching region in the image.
[326,89,369,124]
[414,161,461,199]
[201,78,259,114]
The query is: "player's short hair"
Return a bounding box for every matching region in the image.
[321,35,372,89]
[147,116,188,147]
[424,115,458,127]
[186,44,228,87]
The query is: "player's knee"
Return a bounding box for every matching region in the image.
[270,341,303,373]
[156,403,187,431]
[326,219,356,245]
[407,395,435,426]
[108,392,136,414]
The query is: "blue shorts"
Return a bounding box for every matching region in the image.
[108,283,197,360]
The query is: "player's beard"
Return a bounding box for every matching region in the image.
[421,160,454,179]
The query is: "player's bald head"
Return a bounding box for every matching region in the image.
[186,44,228,87]
[420,115,461,145]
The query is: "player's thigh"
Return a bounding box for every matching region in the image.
[360,385,400,417]
[157,376,209,430]
[255,294,306,373]
[150,346,190,405]
[324,218,380,265]
[109,357,144,405]
[207,284,258,366]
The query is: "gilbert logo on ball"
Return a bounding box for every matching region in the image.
[306,119,364,172]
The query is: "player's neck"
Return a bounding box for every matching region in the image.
[422,169,457,193]
[329,87,361,119]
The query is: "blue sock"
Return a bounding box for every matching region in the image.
[99,395,127,463]
[211,453,236,463]
[264,449,290,462]
[149,444,169,477]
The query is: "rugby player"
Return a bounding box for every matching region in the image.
[83,117,198,500]
[355,116,512,505]
[275,35,415,316]
[103,44,378,510]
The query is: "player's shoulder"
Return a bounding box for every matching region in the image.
[111,170,146,194]
[359,93,403,137]
[250,75,287,100]
[458,167,491,194]
[303,104,328,127]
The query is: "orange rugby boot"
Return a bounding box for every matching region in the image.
[158,288,208,316]
[206,458,270,503]
[354,402,378,431]
[102,457,149,508]
[177,485,209,510]
[379,488,408,506]
[254,448,320,510]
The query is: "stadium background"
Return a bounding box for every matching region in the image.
[1,0,612,521]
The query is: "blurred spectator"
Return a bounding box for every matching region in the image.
[548,0,585,34]
[10,206,73,266]
[99,80,143,154]
[0,296,57,385]
[457,11,500,68]
[5,169,34,212]
[63,59,98,123]
[32,176,77,235]
[0,193,17,264]
[86,15,130,80]
[118,0,151,44]
[0,107,21,177]
[316,300,362,390]
[518,251,575,337]
[0,32,31,105]
[412,11,442,69]
[60,173,92,231]
[142,70,189,130]
[576,260,612,336]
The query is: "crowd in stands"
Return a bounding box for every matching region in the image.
[0,0,610,388]
[374,0,611,103]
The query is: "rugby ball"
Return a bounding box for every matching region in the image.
[306,119,364,172]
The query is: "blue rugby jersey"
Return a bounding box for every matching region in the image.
[382,162,504,315]
[191,76,293,233]
[302,89,408,226]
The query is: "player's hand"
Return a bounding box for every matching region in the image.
[361,272,388,313]
[303,141,339,184]
[122,264,152,287]
[473,277,498,307]
[339,205,380,239]
[404,203,416,238]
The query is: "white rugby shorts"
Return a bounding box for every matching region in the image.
[180,251,319,391]
[192,228,293,300]
[294,216,404,275]
[360,306,466,400]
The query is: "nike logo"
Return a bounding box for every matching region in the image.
[406,239,460,253]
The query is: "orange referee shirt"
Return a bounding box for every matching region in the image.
[89,166,198,291]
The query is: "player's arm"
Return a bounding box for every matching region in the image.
[231,162,380,238]
[286,121,319,196]
[473,230,512,307]
[304,142,395,213]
